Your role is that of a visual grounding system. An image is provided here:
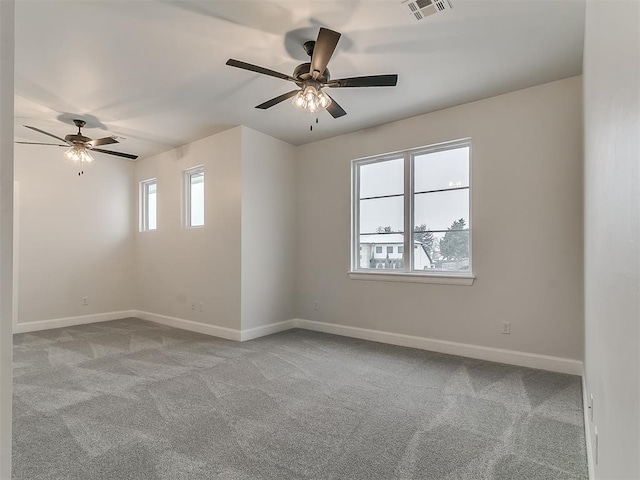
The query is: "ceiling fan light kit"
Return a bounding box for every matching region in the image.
[64,145,94,164]
[226,27,398,119]
[292,84,331,113]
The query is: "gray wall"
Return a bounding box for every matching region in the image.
[295,77,584,361]
[583,1,640,477]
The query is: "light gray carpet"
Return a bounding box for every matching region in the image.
[13,318,588,479]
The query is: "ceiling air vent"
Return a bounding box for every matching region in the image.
[401,0,453,21]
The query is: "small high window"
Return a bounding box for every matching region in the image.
[140,179,157,232]
[185,166,204,227]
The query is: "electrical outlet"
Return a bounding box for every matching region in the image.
[501,321,511,335]
[313,301,320,311]
[82,297,89,306]
[190,302,196,311]
[199,302,204,313]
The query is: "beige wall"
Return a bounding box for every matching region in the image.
[14,144,135,325]
[583,1,640,477]
[241,127,296,330]
[134,127,243,330]
[295,76,584,360]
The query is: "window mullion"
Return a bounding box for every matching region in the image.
[404,152,412,273]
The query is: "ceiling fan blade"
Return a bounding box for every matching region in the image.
[24,125,71,145]
[15,141,68,146]
[325,93,346,118]
[91,148,138,160]
[89,136,119,148]
[327,74,398,88]
[256,90,299,109]
[310,28,341,79]
[226,59,296,82]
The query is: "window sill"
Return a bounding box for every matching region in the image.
[348,271,475,286]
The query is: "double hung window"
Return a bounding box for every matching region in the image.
[352,139,471,278]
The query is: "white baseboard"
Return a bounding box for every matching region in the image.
[240,319,297,342]
[13,311,584,376]
[582,375,595,479]
[13,310,137,334]
[294,319,584,376]
[134,311,241,341]
[13,308,295,343]
[135,311,298,343]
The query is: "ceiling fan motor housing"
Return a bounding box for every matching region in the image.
[66,119,91,145]
[65,133,92,145]
[293,63,330,85]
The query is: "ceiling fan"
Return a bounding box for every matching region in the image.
[226,27,398,118]
[16,119,138,162]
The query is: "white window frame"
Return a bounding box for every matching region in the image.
[184,165,204,228]
[350,138,474,286]
[139,178,157,232]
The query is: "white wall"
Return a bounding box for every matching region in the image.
[134,126,296,333]
[241,126,296,330]
[583,1,640,477]
[14,144,135,325]
[134,127,243,330]
[295,76,584,361]
[0,1,14,476]
[11,122,295,337]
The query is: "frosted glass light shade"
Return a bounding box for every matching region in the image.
[292,85,331,113]
[64,145,94,164]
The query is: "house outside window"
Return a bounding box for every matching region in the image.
[352,139,471,276]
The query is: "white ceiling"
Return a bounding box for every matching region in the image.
[14,0,585,160]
